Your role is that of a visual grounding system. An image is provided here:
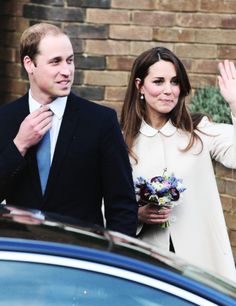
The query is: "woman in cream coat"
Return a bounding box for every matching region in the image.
[121,47,236,282]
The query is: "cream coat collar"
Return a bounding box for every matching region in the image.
[140,119,177,137]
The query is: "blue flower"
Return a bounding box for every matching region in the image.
[135,169,186,219]
[145,182,156,194]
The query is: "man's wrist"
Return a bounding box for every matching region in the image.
[13,138,27,156]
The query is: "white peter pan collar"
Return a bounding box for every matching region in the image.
[140,119,177,137]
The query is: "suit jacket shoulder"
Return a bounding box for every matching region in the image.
[0,93,29,114]
[0,94,29,143]
[68,92,116,118]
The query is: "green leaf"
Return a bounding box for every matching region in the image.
[189,86,231,124]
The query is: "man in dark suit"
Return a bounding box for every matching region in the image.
[0,23,138,236]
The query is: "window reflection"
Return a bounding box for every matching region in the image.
[0,261,197,306]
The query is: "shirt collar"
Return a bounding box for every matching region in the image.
[28,90,67,119]
[140,119,177,137]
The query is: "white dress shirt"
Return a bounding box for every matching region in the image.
[28,90,67,163]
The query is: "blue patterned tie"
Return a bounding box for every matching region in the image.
[37,130,51,194]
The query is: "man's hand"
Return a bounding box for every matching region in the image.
[14,106,53,156]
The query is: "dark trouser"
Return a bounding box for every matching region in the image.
[170,235,175,253]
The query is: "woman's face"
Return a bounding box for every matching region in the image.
[137,60,180,119]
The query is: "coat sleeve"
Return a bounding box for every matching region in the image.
[0,99,28,203]
[99,109,138,237]
[200,115,236,169]
[0,140,26,202]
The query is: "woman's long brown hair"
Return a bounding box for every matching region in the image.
[120,47,203,162]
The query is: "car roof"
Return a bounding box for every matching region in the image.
[0,203,236,302]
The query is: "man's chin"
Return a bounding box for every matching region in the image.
[54,89,71,97]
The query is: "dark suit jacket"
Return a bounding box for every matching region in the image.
[0,92,138,236]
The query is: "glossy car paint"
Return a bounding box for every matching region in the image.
[0,204,235,306]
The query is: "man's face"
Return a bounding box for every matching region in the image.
[28,33,74,103]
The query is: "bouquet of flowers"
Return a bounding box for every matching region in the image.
[134,169,186,228]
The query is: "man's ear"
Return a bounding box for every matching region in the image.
[23,56,35,74]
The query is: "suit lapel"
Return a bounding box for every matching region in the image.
[45,94,80,194]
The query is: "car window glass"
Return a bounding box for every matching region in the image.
[0,261,199,306]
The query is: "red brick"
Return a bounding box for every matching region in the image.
[225,214,236,231]
[155,0,200,11]
[215,162,233,179]
[154,28,196,43]
[201,0,236,13]
[15,18,29,33]
[176,44,217,59]
[216,177,226,194]
[221,195,233,213]
[189,73,217,89]
[191,59,220,74]
[86,9,130,24]
[133,12,175,27]
[176,13,220,28]
[111,0,155,9]
[0,78,27,95]
[229,230,236,246]
[85,40,130,55]
[131,41,173,56]
[232,198,236,214]
[0,16,16,31]
[3,63,21,78]
[105,86,127,101]
[0,48,16,62]
[195,29,236,44]
[221,15,236,28]
[107,56,135,71]
[5,32,21,48]
[84,70,129,86]
[225,179,236,197]
[180,59,192,71]
[218,46,236,60]
[3,0,30,17]
[110,25,152,41]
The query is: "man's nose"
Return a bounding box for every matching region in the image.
[60,63,71,75]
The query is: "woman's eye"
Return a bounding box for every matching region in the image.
[153,79,164,85]
[171,78,179,85]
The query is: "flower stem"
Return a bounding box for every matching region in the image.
[159,220,170,228]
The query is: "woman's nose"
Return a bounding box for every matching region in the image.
[163,82,172,94]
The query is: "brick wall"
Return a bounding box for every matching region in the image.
[0,0,236,260]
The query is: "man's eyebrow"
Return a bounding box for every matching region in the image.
[49,54,74,60]
[49,56,61,61]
